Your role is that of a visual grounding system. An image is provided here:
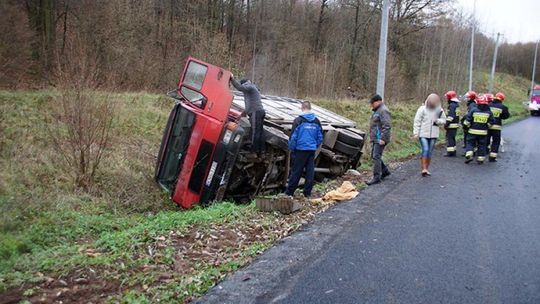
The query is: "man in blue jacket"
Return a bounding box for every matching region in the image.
[285,101,324,198]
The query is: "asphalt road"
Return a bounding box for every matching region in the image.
[198,117,540,304]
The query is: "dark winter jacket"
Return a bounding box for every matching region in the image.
[462,99,477,128]
[488,100,510,130]
[446,101,460,129]
[231,79,264,115]
[369,103,392,144]
[462,104,495,136]
[288,112,323,151]
[466,99,477,110]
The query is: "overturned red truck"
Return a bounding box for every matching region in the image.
[155,57,365,208]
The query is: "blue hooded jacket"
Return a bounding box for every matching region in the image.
[288,112,324,151]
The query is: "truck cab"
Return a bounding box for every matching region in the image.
[155,57,244,208]
[156,57,365,209]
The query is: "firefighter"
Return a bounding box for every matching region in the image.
[461,91,477,153]
[462,95,495,164]
[444,91,460,157]
[488,92,511,162]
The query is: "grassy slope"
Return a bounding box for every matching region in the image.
[0,71,530,302]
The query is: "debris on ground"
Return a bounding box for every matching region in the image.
[255,195,303,214]
[312,181,359,205]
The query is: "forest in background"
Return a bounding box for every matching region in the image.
[1,0,538,100]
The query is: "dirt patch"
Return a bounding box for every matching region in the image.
[1,267,123,304]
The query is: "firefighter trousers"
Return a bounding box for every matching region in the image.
[488,129,501,159]
[446,127,458,153]
[465,134,488,162]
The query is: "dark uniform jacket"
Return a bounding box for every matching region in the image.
[446,101,460,129]
[463,104,495,136]
[369,103,392,144]
[488,100,510,130]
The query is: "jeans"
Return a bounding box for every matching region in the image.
[249,110,266,153]
[286,150,315,196]
[419,137,437,158]
[371,143,389,180]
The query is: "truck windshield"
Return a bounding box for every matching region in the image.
[155,104,196,191]
[532,89,540,97]
[180,61,208,109]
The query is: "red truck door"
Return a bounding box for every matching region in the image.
[178,57,234,123]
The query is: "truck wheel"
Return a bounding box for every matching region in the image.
[334,140,361,156]
[337,129,364,146]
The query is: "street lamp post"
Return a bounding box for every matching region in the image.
[530,41,539,97]
[489,33,502,93]
[468,0,476,92]
[376,0,390,99]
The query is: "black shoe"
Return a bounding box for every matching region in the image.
[444,152,456,157]
[477,160,484,165]
[465,156,473,164]
[381,171,391,180]
[366,178,381,186]
[489,157,497,162]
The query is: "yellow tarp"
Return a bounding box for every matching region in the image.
[312,181,359,204]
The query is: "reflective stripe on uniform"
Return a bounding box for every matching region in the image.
[446,116,454,121]
[468,129,488,135]
[448,123,460,129]
[465,151,474,157]
[447,146,457,152]
[477,156,486,161]
[490,152,498,158]
[489,124,502,130]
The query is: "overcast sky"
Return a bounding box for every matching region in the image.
[456,0,540,44]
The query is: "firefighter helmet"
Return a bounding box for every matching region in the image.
[485,93,494,103]
[495,92,506,101]
[476,95,489,105]
[465,91,477,100]
[445,90,458,100]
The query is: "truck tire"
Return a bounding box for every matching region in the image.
[337,129,364,146]
[334,140,361,156]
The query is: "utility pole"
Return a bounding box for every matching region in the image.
[468,0,476,91]
[376,0,390,99]
[530,41,539,97]
[489,32,502,93]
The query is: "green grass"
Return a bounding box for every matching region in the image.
[0,70,532,302]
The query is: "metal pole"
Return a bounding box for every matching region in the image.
[376,0,390,99]
[489,33,502,93]
[531,41,539,97]
[468,0,476,91]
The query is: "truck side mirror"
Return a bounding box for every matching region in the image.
[167,89,180,99]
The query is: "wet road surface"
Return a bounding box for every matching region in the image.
[198,117,540,304]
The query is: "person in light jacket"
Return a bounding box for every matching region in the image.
[413,93,447,176]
